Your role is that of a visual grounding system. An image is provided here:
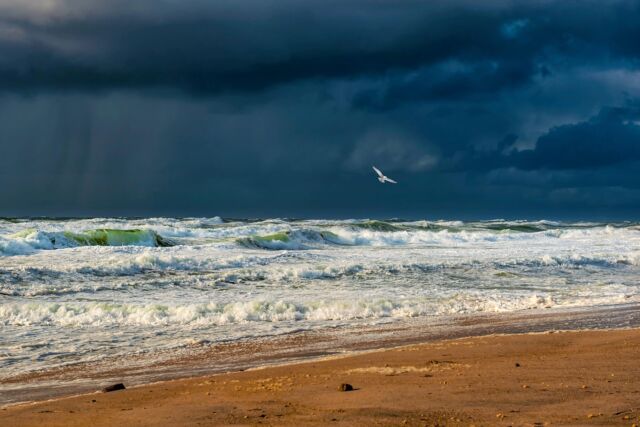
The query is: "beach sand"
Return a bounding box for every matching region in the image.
[3,328,639,426]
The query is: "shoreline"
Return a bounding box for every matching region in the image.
[2,302,640,408]
[3,327,640,426]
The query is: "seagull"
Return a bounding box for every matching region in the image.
[372,166,397,184]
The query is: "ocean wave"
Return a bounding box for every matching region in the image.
[3,219,639,255]
[233,227,552,250]
[0,293,584,327]
[0,221,640,255]
[0,229,173,255]
[236,229,346,249]
[2,247,638,298]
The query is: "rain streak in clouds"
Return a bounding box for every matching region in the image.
[1,0,640,218]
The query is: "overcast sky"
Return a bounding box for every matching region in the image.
[1,0,640,219]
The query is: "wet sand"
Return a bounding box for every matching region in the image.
[3,328,640,426]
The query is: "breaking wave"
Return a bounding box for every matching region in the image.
[0,293,592,328]
[0,229,172,255]
[235,224,640,249]
[236,230,345,249]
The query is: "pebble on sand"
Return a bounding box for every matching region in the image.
[338,383,354,392]
[102,383,126,393]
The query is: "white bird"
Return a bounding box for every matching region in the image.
[372,166,397,184]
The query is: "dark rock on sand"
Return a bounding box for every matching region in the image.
[515,362,521,367]
[102,383,126,393]
[339,383,353,392]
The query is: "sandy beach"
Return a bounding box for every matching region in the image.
[3,328,639,426]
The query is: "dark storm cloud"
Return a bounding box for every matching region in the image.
[447,103,640,173]
[0,0,638,95]
[514,105,640,170]
[2,0,640,218]
[351,60,540,111]
[0,0,503,94]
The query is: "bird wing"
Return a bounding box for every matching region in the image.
[372,166,384,177]
[384,177,397,184]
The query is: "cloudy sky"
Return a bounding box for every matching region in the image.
[1,0,640,219]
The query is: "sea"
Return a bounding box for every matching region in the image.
[1,217,640,402]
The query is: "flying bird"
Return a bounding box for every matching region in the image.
[372,166,397,184]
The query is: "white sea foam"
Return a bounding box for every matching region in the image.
[0,293,617,328]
